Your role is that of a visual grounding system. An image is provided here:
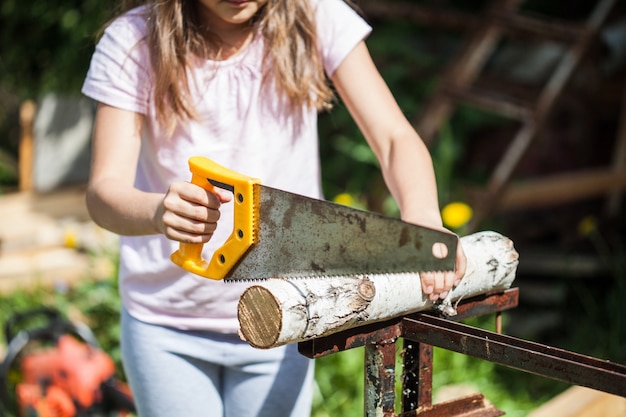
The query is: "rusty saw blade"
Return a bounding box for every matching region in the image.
[171,156,457,281]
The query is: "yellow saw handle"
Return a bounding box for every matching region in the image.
[170,156,260,279]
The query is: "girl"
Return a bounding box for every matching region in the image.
[82,0,466,416]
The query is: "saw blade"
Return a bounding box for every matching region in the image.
[222,185,457,281]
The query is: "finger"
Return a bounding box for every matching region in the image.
[213,187,233,203]
[161,212,218,243]
[442,270,456,294]
[168,182,225,221]
[420,272,435,296]
[165,228,214,244]
[454,241,467,286]
[433,272,445,294]
[172,181,224,209]
[185,202,221,223]
[191,183,232,206]
[162,194,221,226]
[424,272,445,301]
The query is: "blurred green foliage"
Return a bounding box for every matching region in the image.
[0,0,113,190]
[0,0,112,97]
[319,20,464,213]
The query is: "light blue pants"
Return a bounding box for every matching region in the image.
[121,308,314,417]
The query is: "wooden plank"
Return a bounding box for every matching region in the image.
[442,85,532,120]
[359,1,481,31]
[359,1,587,43]
[528,386,626,417]
[493,168,626,211]
[494,11,591,43]
[18,100,36,192]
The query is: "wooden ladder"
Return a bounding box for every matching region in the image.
[366,0,621,230]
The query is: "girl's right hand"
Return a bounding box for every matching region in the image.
[155,181,233,243]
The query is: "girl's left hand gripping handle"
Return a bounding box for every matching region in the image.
[170,156,260,280]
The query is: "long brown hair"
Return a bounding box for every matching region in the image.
[117,0,335,131]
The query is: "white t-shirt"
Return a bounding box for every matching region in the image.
[82,0,371,333]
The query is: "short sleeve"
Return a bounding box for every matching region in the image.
[315,0,372,76]
[81,10,152,115]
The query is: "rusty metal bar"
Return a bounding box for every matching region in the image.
[365,342,398,417]
[402,314,626,398]
[298,319,403,359]
[298,289,519,359]
[401,342,433,413]
[446,289,519,321]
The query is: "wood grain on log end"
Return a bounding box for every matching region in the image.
[238,285,282,349]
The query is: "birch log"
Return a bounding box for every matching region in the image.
[238,231,518,349]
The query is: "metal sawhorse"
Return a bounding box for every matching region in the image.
[299,289,626,416]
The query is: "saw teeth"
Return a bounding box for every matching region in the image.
[223,270,452,282]
[251,183,260,245]
[224,278,267,283]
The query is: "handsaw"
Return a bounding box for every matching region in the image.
[171,156,458,281]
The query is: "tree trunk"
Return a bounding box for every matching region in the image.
[237,231,519,349]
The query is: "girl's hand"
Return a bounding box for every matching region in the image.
[420,237,467,301]
[155,181,232,243]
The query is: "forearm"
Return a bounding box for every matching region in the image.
[381,126,443,228]
[87,104,164,236]
[331,43,443,228]
[86,178,163,236]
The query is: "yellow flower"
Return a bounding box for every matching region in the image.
[63,227,78,249]
[442,202,473,229]
[333,192,355,207]
[577,215,597,237]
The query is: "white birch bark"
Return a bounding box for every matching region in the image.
[237,231,519,349]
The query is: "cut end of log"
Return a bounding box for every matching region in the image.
[238,285,282,349]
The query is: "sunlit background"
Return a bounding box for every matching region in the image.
[1,1,625,416]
